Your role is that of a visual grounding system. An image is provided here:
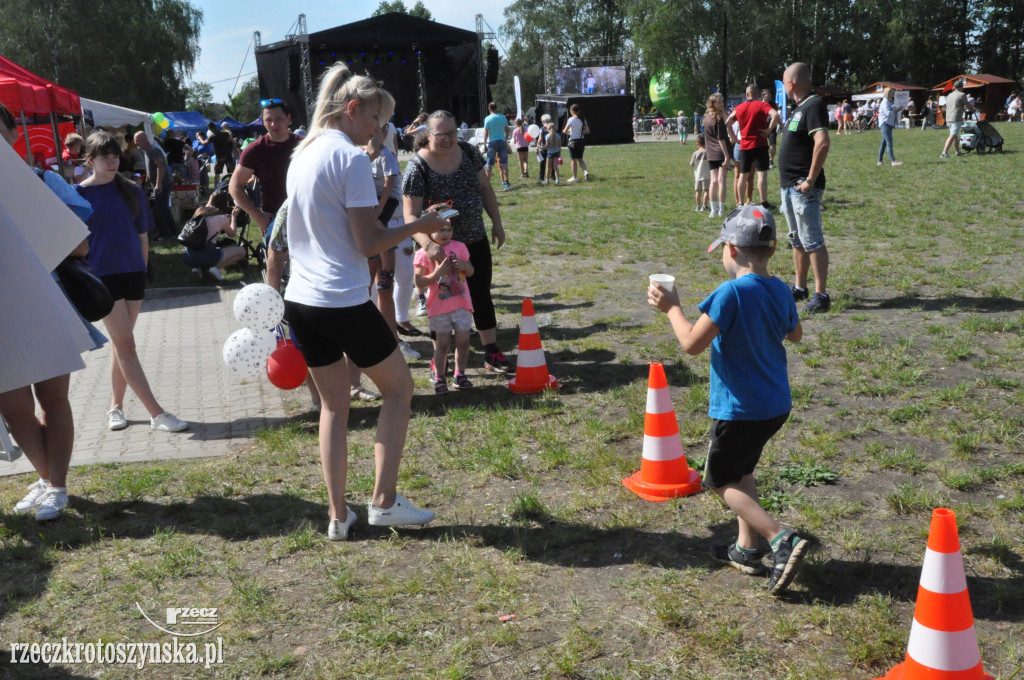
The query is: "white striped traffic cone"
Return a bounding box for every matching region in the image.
[508,298,558,394]
[622,363,701,501]
[875,507,992,680]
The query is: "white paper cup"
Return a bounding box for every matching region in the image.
[649,274,675,292]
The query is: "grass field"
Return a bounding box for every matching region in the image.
[2,124,1024,679]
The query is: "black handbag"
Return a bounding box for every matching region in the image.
[55,257,115,322]
[177,215,210,250]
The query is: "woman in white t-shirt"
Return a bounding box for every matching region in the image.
[284,63,449,541]
[561,103,590,182]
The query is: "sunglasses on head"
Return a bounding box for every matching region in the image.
[260,98,283,107]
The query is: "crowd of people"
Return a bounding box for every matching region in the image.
[4,58,1019,597]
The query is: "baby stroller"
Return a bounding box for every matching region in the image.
[212,177,266,270]
[959,120,1004,154]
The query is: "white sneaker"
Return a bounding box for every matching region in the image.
[367,493,435,527]
[14,478,49,514]
[327,506,357,541]
[583,171,589,181]
[191,267,203,280]
[207,266,225,281]
[151,412,188,432]
[541,179,548,185]
[398,341,421,361]
[567,177,576,183]
[34,487,68,522]
[108,406,128,431]
[416,298,428,317]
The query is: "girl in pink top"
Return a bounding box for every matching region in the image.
[414,224,474,394]
[511,118,529,179]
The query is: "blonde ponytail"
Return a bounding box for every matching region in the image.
[293,63,396,157]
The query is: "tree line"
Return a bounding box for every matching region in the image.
[496,0,1024,114]
[3,0,1021,122]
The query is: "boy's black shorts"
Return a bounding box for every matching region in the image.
[702,413,789,489]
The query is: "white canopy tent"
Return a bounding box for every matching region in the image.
[80,97,155,138]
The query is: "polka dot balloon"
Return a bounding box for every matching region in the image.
[222,327,277,378]
[233,284,284,332]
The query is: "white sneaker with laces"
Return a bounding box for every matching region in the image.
[108,406,128,431]
[14,478,49,514]
[416,298,428,317]
[398,341,421,361]
[328,506,357,541]
[367,493,435,526]
[151,412,188,432]
[34,487,68,522]
[207,266,225,281]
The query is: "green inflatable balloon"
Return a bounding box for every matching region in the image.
[152,112,166,125]
[649,73,694,118]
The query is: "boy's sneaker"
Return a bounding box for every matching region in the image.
[34,487,68,522]
[803,292,832,314]
[108,406,128,431]
[790,285,809,302]
[484,350,512,373]
[14,479,49,514]
[151,412,188,432]
[710,542,768,575]
[416,298,428,317]
[434,378,449,395]
[367,493,435,526]
[398,341,421,361]
[327,507,357,541]
[452,373,473,390]
[767,530,809,595]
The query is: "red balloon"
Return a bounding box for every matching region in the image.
[266,340,308,390]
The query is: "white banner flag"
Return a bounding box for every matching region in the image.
[514,75,523,121]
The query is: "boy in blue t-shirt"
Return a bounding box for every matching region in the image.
[648,205,808,595]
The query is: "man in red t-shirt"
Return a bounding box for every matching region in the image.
[726,84,781,209]
[229,99,300,235]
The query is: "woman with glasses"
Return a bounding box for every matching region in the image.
[284,63,448,540]
[74,131,188,434]
[401,110,512,374]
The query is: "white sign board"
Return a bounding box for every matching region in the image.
[893,90,910,110]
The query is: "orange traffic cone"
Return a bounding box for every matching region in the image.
[508,298,558,394]
[622,363,702,501]
[874,508,992,680]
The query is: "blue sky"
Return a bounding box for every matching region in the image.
[190,1,512,103]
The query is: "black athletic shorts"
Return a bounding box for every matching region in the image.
[702,413,789,489]
[708,158,725,170]
[568,138,586,160]
[100,271,146,302]
[284,300,397,369]
[740,146,770,173]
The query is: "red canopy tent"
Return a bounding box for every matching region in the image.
[0,54,82,168]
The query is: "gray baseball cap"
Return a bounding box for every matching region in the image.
[708,205,777,252]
